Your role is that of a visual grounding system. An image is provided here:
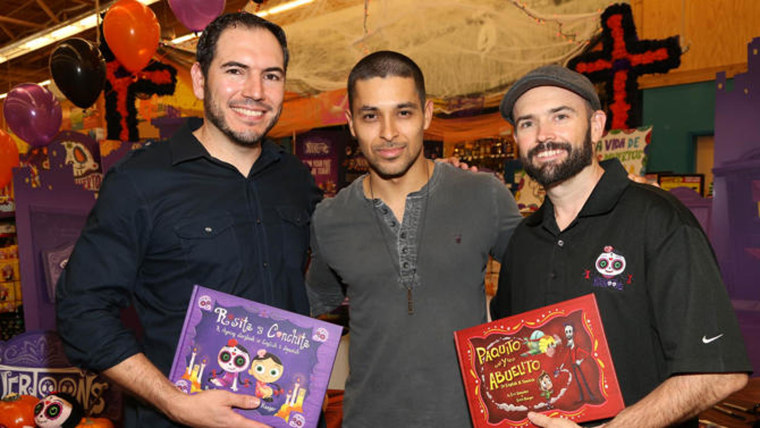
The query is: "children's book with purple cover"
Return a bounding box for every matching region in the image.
[169,285,342,428]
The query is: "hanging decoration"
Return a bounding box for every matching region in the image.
[3,83,62,147]
[0,129,20,189]
[99,24,177,142]
[567,3,681,130]
[103,0,161,73]
[49,38,107,109]
[168,0,225,32]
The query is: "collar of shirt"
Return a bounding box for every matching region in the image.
[168,117,283,175]
[525,158,630,229]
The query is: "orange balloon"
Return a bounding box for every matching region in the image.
[103,0,160,72]
[0,129,20,189]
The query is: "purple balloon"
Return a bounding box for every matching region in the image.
[169,0,225,32]
[3,83,62,147]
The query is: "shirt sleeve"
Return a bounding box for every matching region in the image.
[56,166,150,372]
[305,215,346,317]
[488,175,523,263]
[490,236,516,321]
[646,214,751,376]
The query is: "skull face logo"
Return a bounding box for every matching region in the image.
[595,246,626,278]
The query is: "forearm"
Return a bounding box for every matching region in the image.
[606,373,748,428]
[102,353,185,421]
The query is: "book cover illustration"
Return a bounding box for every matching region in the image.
[169,285,342,428]
[454,294,624,427]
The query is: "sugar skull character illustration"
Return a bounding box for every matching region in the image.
[34,392,84,428]
[592,245,628,291]
[62,140,99,178]
[249,350,285,402]
[209,339,251,391]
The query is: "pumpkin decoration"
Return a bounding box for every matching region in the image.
[0,393,38,428]
[76,417,115,428]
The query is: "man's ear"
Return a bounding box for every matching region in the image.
[590,110,607,142]
[191,62,205,101]
[345,109,357,138]
[423,99,434,130]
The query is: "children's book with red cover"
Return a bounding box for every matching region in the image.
[454,294,624,427]
[169,285,342,428]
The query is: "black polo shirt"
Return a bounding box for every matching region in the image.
[492,159,750,412]
[57,118,322,425]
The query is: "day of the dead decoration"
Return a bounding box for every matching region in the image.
[568,3,681,130]
[99,25,177,141]
[103,0,160,73]
[168,0,225,32]
[49,38,107,109]
[3,83,62,147]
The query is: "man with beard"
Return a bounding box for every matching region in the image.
[56,13,321,428]
[491,65,750,427]
[305,51,522,427]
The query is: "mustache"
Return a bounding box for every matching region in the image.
[376,141,405,149]
[230,100,272,111]
[527,141,572,159]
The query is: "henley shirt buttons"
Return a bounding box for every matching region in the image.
[263,262,269,268]
[400,232,407,239]
[402,262,410,269]
[256,218,261,224]
[401,247,408,254]
[557,239,565,247]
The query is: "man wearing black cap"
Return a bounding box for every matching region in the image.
[491,65,751,427]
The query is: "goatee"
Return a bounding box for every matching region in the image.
[521,127,594,188]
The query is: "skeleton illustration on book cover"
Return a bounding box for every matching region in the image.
[456,295,623,427]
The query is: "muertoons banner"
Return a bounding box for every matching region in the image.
[20,131,103,192]
[0,330,122,419]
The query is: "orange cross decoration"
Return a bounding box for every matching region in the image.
[104,59,177,141]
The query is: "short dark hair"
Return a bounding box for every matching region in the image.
[196,12,289,78]
[347,50,426,111]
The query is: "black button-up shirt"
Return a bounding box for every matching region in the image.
[57,117,321,388]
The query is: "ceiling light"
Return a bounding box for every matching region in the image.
[170,0,317,47]
[0,0,160,67]
[257,0,316,17]
[0,79,51,100]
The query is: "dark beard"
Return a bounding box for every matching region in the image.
[203,86,281,147]
[521,127,593,188]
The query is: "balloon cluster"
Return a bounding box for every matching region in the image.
[0,0,226,186]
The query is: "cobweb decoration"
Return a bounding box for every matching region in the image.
[243,0,623,107]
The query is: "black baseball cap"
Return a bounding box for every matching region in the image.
[499,65,601,125]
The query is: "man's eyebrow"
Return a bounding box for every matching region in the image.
[220,61,248,69]
[396,102,419,110]
[263,66,285,74]
[515,105,577,123]
[548,105,576,114]
[514,113,534,124]
[219,63,284,75]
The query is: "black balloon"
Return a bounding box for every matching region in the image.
[49,38,106,109]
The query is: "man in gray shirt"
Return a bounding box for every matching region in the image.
[306,51,522,427]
